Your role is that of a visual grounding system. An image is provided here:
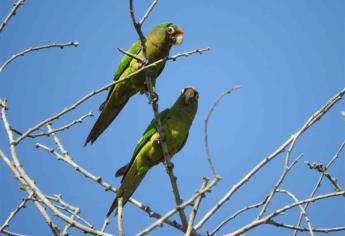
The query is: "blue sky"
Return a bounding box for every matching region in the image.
[0,0,344,235]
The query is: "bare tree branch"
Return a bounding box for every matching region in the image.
[1,101,62,236]
[185,177,209,236]
[306,161,342,192]
[269,220,345,233]
[256,153,303,219]
[0,0,25,33]
[0,42,80,73]
[137,177,220,236]
[225,191,345,236]
[0,194,32,232]
[204,86,240,177]
[207,201,264,236]
[292,141,345,236]
[195,87,345,230]
[117,197,124,236]
[1,101,111,236]
[11,112,93,138]
[277,189,314,236]
[139,0,158,26]
[2,229,26,236]
[117,47,146,64]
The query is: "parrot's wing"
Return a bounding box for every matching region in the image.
[114,39,142,81]
[100,40,142,111]
[176,132,189,154]
[118,108,171,181]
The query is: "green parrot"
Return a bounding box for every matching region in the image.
[106,87,199,216]
[85,23,184,145]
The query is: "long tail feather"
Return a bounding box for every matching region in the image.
[106,171,146,217]
[84,97,129,146]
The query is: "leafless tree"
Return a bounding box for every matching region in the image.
[1,1,344,236]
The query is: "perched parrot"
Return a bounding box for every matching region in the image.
[85,23,184,145]
[106,87,199,216]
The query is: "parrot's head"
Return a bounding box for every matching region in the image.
[165,23,184,46]
[181,86,199,105]
[149,23,184,47]
[175,86,198,121]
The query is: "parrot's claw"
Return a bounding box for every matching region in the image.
[150,92,159,103]
[144,91,159,104]
[167,162,174,170]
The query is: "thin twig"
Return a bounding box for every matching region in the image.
[1,102,110,236]
[46,195,93,229]
[62,207,79,236]
[137,177,220,236]
[11,112,93,138]
[139,0,158,25]
[292,141,345,236]
[256,154,303,219]
[117,47,146,64]
[0,194,32,232]
[0,42,80,73]
[306,161,342,191]
[185,177,209,236]
[207,201,264,236]
[1,101,62,236]
[2,229,26,236]
[195,87,345,230]
[0,150,51,236]
[101,218,110,233]
[269,220,345,233]
[204,86,240,177]
[117,197,124,236]
[277,189,314,236]
[0,0,25,33]
[225,191,345,236]
[129,0,146,56]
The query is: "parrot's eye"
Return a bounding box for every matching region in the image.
[195,91,199,99]
[166,26,175,35]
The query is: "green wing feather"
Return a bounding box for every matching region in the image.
[100,40,142,110]
[175,132,189,154]
[119,109,170,181]
[114,39,141,81]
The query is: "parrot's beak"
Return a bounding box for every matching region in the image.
[174,27,184,45]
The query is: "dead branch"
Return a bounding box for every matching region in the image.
[117,197,124,236]
[195,87,345,230]
[0,0,25,33]
[137,177,220,236]
[0,42,79,73]
[292,141,345,236]
[204,86,240,177]
[185,177,209,236]
[225,191,345,236]
[269,220,345,233]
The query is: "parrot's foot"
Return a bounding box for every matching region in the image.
[144,91,159,104]
[150,92,159,103]
[167,162,174,170]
